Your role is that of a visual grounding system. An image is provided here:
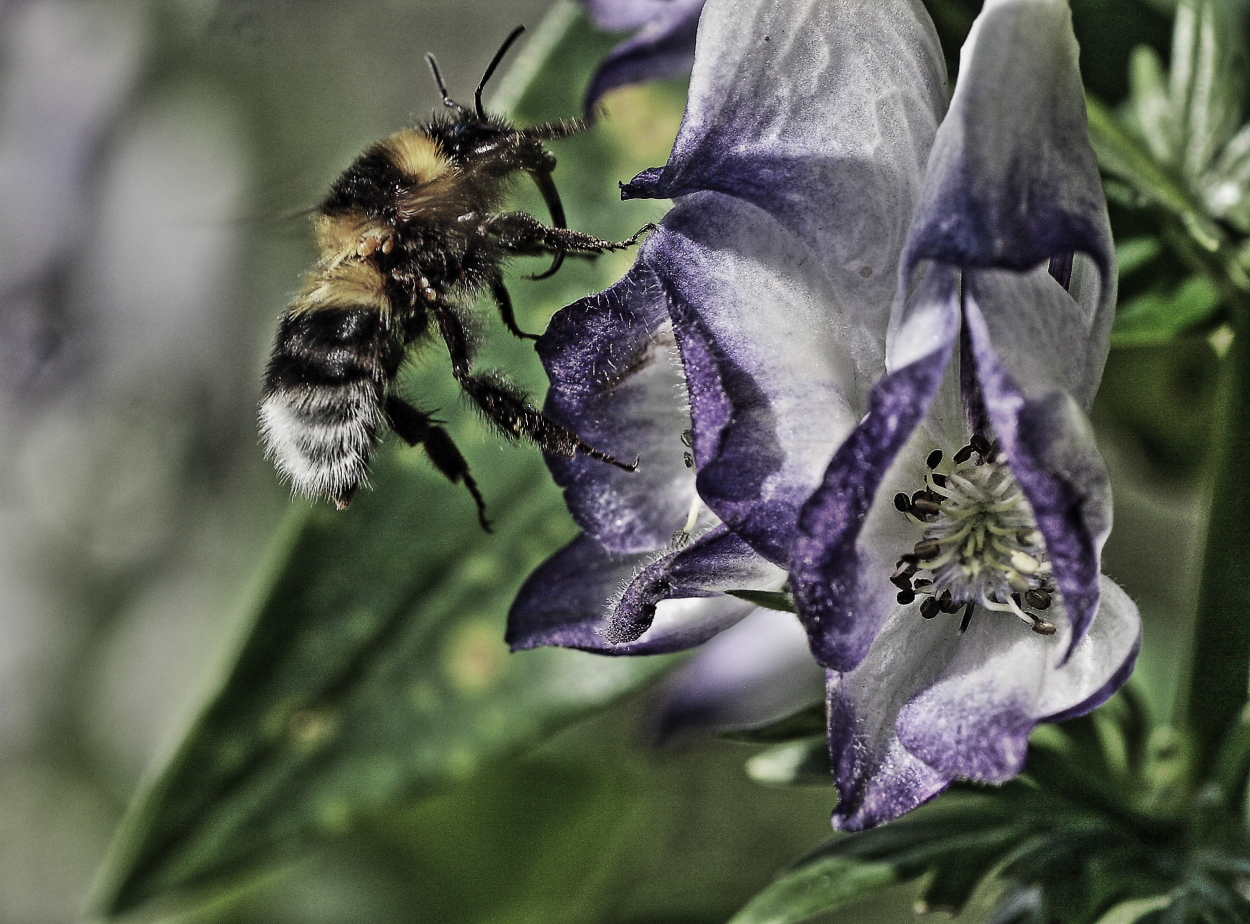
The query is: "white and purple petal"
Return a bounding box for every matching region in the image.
[650,194,869,564]
[826,611,958,831]
[790,266,961,670]
[653,607,824,740]
[902,0,1114,299]
[582,0,705,112]
[963,296,1113,657]
[538,258,696,554]
[624,0,947,326]
[828,576,1141,830]
[507,532,755,655]
[605,523,788,643]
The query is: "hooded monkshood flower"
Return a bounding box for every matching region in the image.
[510,0,945,662]
[581,0,706,113]
[786,0,1142,830]
[510,0,1141,830]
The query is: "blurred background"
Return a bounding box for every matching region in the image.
[0,0,1227,921]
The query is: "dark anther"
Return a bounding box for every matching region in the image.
[894,492,911,512]
[1030,617,1057,636]
[970,434,992,457]
[899,553,920,566]
[914,538,941,560]
[920,597,940,619]
[959,602,975,633]
[890,561,916,590]
[911,496,941,517]
[897,589,916,605]
[913,578,932,588]
[680,428,694,448]
[954,444,974,464]
[931,473,947,488]
[939,590,958,613]
[926,449,943,469]
[683,451,694,469]
[1024,589,1051,610]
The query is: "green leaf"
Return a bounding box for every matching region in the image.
[1112,273,1222,347]
[1088,94,1207,223]
[96,8,689,917]
[803,794,1024,872]
[100,451,676,915]
[1091,895,1172,924]
[1170,0,1244,182]
[1205,703,1250,809]
[725,589,797,614]
[729,797,1030,924]
[725,857,900,924]
[745,739,831,787]
[720,701,825,744]
[918,845,1003,915]
[1128,45,1177,165]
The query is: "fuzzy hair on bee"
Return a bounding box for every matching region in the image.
[260,26,648,526]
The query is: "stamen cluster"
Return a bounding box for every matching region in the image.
[891,436,1057,636]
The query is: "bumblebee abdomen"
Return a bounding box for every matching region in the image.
[261,306,405,509]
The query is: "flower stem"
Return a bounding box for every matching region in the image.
[1186,303,1250,767]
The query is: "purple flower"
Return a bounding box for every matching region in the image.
[581,0,706,112]
[788,0,1141,830]
[509,0,945,659]
[510,0,1141,829]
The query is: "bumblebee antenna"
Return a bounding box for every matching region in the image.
[476,26,526,119]
[426,53,467,115]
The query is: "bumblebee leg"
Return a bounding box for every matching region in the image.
[486,212,655,259]
[429,300,637,472]
[384,394,491,531]
[489,275,540,341]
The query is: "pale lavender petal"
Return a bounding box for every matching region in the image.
[654,606,824,740]
[897,576,1141,780]
[583,0,704,112]
[538,258,696,554]
[1038,577,1141,722]
[902,0,1114,315]
[964,266,1107,412]
[623,0,946,329]
[791,266,960,670]
[606,523,787,643]
[964,299,1112,658]
[896,616,1051,782]
[506,533,751,654]
[650,194,869,564]
[826,612,960,831]
[583,0,684,31]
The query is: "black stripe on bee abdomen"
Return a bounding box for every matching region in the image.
[263,308,403,391]
[260,308,406,508]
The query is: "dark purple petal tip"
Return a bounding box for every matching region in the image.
[606,524,787,643]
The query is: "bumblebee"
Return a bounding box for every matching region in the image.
[260,27,646,525]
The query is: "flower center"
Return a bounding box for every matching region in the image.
[891,435,1057,636]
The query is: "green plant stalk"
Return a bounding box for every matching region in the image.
[1187,301,1250,769]
[1086,93,1250,764]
